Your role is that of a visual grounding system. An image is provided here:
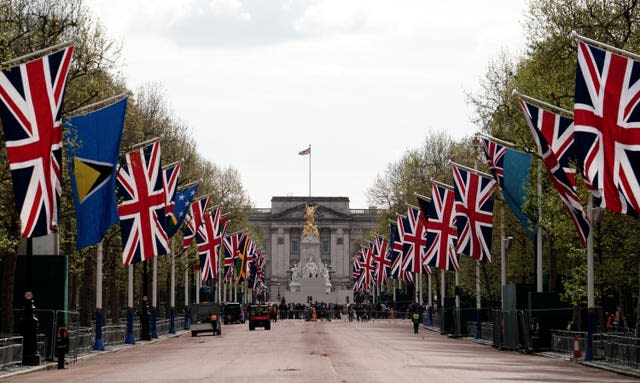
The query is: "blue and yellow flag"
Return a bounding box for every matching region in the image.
[65,98,126,249]
[166,183,199,238]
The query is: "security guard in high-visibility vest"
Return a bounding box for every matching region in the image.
[412,312,420,334]
[55,322,70,369]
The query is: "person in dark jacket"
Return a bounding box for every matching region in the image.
[55,322,70,369]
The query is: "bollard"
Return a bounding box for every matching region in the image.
[573,335,582,359]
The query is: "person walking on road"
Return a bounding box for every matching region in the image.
[55,321,70,369]
[412,311,420,334]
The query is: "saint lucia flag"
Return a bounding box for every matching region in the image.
[65,98,126,249]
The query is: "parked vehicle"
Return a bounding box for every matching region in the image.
[222,302,244,324]
[190,303,222,336]
[248,304,271,331]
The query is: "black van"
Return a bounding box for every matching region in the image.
[222,302,244,324]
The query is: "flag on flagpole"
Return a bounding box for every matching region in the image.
[574,39,640,215]
[298,146,311,155]
[481,137,535,236]
[0,45,74,237]
[452,165,497,262]
[65,97,126,249]
[424,183,460,271]
[167,183,198,238]
[519,98,590,244]
[162,162,181,234]
[117,141,169,265]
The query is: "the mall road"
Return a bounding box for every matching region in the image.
[3,318,637,383]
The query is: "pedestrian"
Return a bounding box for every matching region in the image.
[55,321,70,369]
[412,311,420,334]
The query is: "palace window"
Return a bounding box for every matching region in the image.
[291,239,299,254]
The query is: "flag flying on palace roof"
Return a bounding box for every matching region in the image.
[298,146,310,155]
[0,45,74,237]
[574,39,640,216]
[117,141,169,265]
[65,97,126,249]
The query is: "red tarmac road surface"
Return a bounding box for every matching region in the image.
[3,319,637,383]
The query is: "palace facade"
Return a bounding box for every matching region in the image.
[249,196,385,301]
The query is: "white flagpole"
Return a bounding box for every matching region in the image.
[536,161,543,292]
[500,209,506,309]
[586,195,595,360]
[308,144,312,197]
[93,242,104,350]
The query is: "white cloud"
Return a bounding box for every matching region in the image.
[86,0,529,208]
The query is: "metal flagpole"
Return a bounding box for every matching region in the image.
[427,273,433,326]
[440,269,446,317]
[473,156,482,339]
[419,272,423,304]
[151,257,158,338]
[125,265,135,344]
[309,144,311,197]
[500,209,505,308]
[93,242,105,350]
[169,238,176,334]
[1,40,75,67]
[537,161,543,292]
[586,195,595,361]
[184,265,190,330]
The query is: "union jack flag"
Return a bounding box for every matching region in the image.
[182,195,210,250]
[352,255,362,291]
[117,141,168,265]
[424,183,459,271]
[574,40,640,215]
[223,231,245,283]
[388,222,414,283]
[372,235,391,284]
[245,238,256,278]
[250,248,267,291]
[452,165,497,262]
[0,45,74,237]
[196,206,224,281]
[358,243,376,290]
[519,99,591,244]
[162,162,181,232]
[399,206,430,274]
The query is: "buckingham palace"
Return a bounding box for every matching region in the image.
[249,196,384,303]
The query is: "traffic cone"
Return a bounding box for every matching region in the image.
[573,335,582,358]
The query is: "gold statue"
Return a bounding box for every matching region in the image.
[303,203,319,239]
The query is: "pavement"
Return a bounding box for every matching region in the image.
[2,322,640,381]
[422,324,640,380]
[0,330,188,380]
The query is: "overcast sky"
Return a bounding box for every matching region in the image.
[87,0,529,209]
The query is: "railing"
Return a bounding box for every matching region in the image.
[0,315,185,368]
[349,209,388,215]
[0,336,23,366]
[550,330,640,367]
[466,321,494,341]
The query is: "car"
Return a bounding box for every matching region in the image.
[190,302,222,336]
[248,304,271,331]
[222,302,244,324]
